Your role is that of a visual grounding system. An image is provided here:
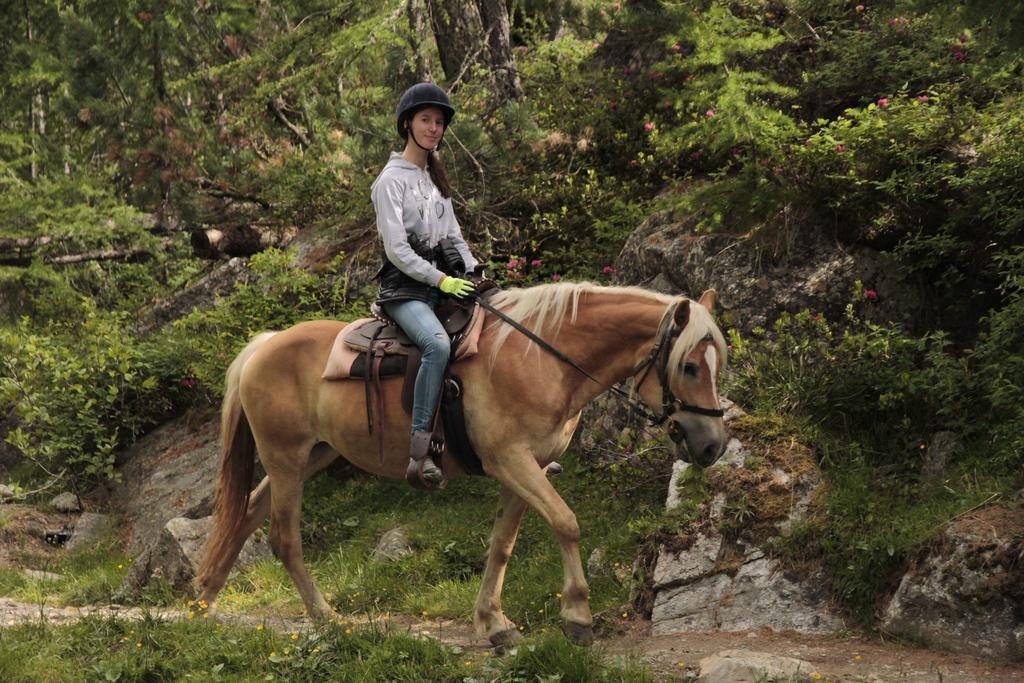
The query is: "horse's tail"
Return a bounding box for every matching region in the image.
[196,332,276,589]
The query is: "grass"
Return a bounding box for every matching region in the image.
[0,616,650,682]
[0,446,667,644]
[0,536,136,608]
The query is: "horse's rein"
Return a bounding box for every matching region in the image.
[472,296,725,429]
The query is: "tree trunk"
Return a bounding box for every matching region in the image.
[406,0,434,82]
[424,0,520,105]
[424,0,485,84]
[477,0,522,102]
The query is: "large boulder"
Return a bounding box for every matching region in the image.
[880,505,1024,662]
[121,515,271,596]
[615,209,921,334]
[113,415,226,555]
[650,412,843,636]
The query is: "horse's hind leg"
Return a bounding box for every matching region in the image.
[475,484,528,650]
[265,449,335,622]
[196,443,339,615]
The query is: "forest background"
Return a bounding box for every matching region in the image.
[0,0,1022,678]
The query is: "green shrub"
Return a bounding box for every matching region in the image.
[165,247,367,402]
[0,302,190,485]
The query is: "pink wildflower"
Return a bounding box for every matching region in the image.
[916,95,929,102]
[671,43,682,52]
[836,144,845,153]
[954,51,966,62]
[530,259,542,267]
[593,42,601,49]
[629,159,638,167]
[855,4,865,11]
[612,2,621,11]
[644,122,654,132]
[877,97,889,107]
[706,109,715,118]
[551,274,562,282]
[602,265,614,274]
[610,100,619,110]
[864,289,878,301]
[507,259,519,269]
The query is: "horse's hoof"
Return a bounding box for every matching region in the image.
[562,620,594,646]
[544,462,563,477]
[489,627,523,654]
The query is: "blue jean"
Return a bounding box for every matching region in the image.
[382,297,451,434]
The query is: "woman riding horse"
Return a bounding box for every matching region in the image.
[194,280,728,650]
[371,82,481,489]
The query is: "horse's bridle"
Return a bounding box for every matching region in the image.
[627,301,726,437]
[475,297,725,433]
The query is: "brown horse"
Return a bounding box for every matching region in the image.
[195,282,728,648]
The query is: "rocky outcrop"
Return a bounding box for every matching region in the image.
[652,543,840,635]
[615,210,921,333]
[650,407,843,636]
[134,257,254,335]
[880,505,1024,662]
[120,516,270,596]
[113,415,226,555]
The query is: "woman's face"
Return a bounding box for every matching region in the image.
[406,106,446,149]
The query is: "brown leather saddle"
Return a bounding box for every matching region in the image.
[345,299,487,481]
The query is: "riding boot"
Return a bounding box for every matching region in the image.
[407,430,445,490]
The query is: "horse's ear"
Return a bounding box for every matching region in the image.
[673,299,691,329]
[698,288,716,313]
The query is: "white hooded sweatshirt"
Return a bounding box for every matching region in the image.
[370,152,478,286]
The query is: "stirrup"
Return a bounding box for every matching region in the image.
[407,431,446,491]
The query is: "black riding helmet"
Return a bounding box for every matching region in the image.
[395,83,455,139]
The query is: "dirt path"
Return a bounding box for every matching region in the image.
[1,598,1021,682]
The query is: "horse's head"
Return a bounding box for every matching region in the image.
[638,289,728,467]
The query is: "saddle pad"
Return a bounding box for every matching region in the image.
[321,306,486,381]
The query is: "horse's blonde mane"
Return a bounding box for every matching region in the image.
[486,281,726,376]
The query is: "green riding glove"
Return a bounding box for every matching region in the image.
[439,275,475,299]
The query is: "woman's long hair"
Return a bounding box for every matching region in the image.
[427,149,453,199]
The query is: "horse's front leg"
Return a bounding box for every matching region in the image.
[488,451,594,645]
[475,484,528,651]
